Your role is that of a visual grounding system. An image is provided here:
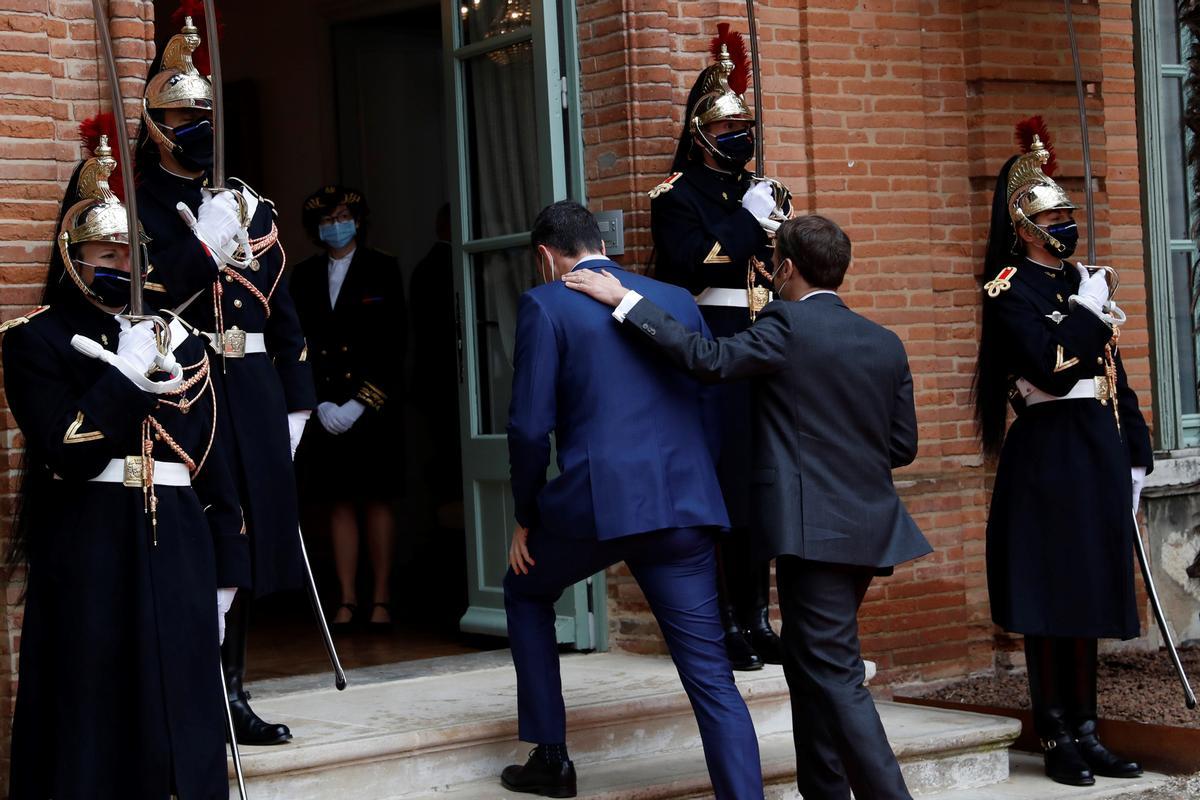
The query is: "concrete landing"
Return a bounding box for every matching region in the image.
[230,652,1022,799]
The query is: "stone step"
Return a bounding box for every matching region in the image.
[230,652,1019,799]
[926,752,1170,799]
[402,705,1020,799]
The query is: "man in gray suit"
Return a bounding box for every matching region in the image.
[563,214,931,800]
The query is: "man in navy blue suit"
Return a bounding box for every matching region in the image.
[500,201,763,799]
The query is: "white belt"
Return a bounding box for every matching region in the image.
[202,329,266,358]
[54,457,191,487]
[1016,377,1108,407]
[695,288,751,308]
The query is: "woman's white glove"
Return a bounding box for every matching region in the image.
[217,587,237,645]
[288,410,311,459]
[741,180,776,219]
[317,399,366,435]
[1132,466,1147,514]
[196,191,241,247]
[117,318,160,375]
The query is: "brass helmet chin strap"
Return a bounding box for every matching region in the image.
[1011,205,1067,256]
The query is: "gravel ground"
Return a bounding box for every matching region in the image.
[914,648,1200,728]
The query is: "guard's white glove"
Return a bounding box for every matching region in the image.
[217,587,237,645]
[317,399,366,435]
[287,410,311,459]
[1069,262,1112,319]
[117,318,161,376]
[195,190,242,252]
[741,180,776,219]
[1132,466,1147,514]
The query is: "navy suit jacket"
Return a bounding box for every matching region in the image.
[507,258,730,540]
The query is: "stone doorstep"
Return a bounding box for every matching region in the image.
[400,706,1022,799]
[939,752,1169,800]
[229,653,1019,799]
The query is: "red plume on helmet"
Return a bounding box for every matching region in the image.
[78,112,126,201]
[710,22,750,96]
[172,0,222,77]
[1014,115,1058,177]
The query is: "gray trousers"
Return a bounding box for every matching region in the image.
[777,557,911,800]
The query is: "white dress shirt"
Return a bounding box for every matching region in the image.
[327,247,356,308]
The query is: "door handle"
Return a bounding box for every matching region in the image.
[455,290,465,384]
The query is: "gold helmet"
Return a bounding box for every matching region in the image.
[57,136,145,305]
[1007,120,1075,254]
[689,24,754,138]
[141,17,212,151]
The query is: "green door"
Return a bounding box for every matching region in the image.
[442,0,603,648]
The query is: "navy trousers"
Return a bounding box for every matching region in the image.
[777,557,911,800]
[503,526,764,800]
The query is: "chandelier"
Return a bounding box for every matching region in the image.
[460,0,532,65]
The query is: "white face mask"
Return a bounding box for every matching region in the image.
[769,259,792,296]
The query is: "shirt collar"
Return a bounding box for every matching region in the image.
[328,246,357,268]
[570,254,609,271]
[798,289,838,302]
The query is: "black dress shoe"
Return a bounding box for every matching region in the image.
[724,628,763,671]
[1042,735,1095,787]
[229,690,293,746]
[500,747,577,797]
[1074,721,1142,778]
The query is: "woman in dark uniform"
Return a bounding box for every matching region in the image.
[133,18,315,744]
[5,138,248,799]
[291,185,405,630]
[973,121,1152,787]
[649,24,783,670]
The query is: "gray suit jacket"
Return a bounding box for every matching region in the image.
[625,292,931,569]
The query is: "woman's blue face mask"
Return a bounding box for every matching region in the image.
[319,219,357,249]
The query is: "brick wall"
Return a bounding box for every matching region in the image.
[0,0,155,790]
[579,0,1153,685]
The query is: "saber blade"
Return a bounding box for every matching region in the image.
[1064,0,1097,265]
[298,525,348,690]
[202,0,225,187]
[745,0,765,177]
[218,658,250,798]
[90,0,144,316]
[1133,507,1197,709]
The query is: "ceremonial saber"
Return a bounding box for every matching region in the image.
[745,0,764,177]
[1063,0,1097,265]
[298,525,348,690]
[1132,507,1197,709]
[218,659,250,799]
[201,0,225,188]
[91,0,144,317]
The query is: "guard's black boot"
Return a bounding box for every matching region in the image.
[722,599,763,671]
[222,599,292,746]
[501,745,577,797]
[1062,638,1142,778]
[1073,719,1142,778]
[715,544,763,671]
[742,564,783,665]
[1027,636,1094,786]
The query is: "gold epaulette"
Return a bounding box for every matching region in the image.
[648,172,683,199]
[0,305,49,334]
[984,266,1017,298]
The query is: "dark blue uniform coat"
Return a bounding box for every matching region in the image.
[5,299,250,799]
[650,163,770,527]
[137,165,316,596]
[983,260,1153,640]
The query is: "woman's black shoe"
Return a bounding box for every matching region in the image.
[724,628,763,671]
[1042,735,1095,786]
[369,601,393,633]
[331,602,358,634]
[1074,721,1142,778]
[500,746,577,797]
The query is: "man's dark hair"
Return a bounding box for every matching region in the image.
[775,214,852,289]
[531,200,603,257]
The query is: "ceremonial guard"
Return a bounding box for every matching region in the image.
[649,24,785,669]
[134,15,316,744]
[6,133,248,798]
[974,119,1152,787]
[291,185,405,630]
